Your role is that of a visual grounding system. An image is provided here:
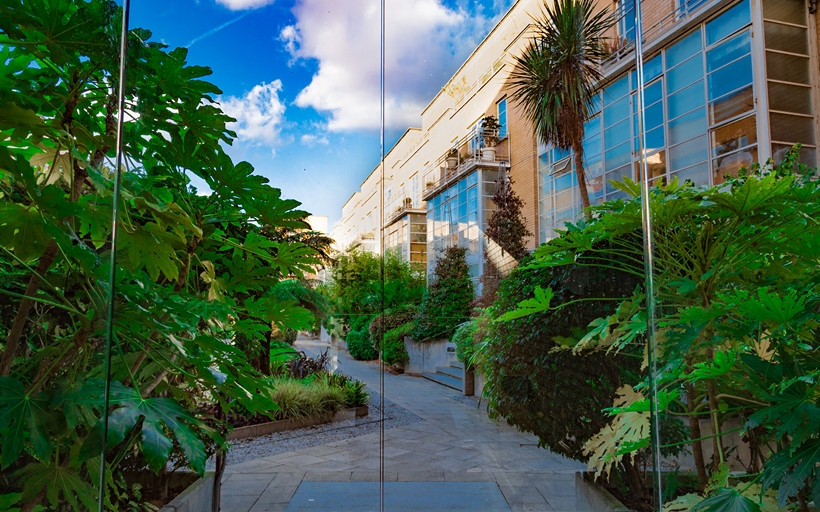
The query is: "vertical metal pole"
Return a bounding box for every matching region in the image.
[632,0,664,508]
[379,0,386,510]
[99,0,130,509]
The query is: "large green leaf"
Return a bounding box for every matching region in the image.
[14,462,97,512]
[761,439,820,507]
[691,489,760,512]
[77,382,211,475]
[118,222,182,281]
[0,203,53,262]
[0,377,58,468]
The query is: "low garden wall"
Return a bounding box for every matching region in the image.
[402,337,449,374]
[158,473,214,512]
[575,472,630,511]
[228,405,368,441]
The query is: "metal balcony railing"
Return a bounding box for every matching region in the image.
[384,190,425,227]
[421,127,508,201]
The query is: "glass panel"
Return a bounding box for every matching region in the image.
[604,96,631,127]
[645,126,665,153]
[605,165,632,193]
[772,143,818,167]
[670,134,708,169]
[606,74,631,100]
[708,56,753,101]
[706,30,751,72]
[668,81,705,119]
[767,82,814,115]
[762,0,807,25]
[605,141,631,170]
[763,21,809,54]
[669,107,707,145]
[667,56,704,94]
[714,146,758,183]
[671,161,709,184]
[711,116,758,157]
[605,119,631,148]
[765,51,811,84]
[643,54,664,83]
[666,29,703,68]
[644,79,664,106]
[709,85,754,124]
[770,112,815,144]
[705,0,751,45]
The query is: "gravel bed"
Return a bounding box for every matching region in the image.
[450,394,488,411]
[207,390,422,469]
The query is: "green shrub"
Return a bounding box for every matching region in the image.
[267,378,346,421]
[480,253,642,461]
[346,329,378,360]
[382,322,413,367]
[342,380,371,407]
[452,319,477,366]
[413,246,474,341]
[369,304,417,348]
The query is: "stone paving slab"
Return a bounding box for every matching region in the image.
[282,482,511,511]
[218,337,585,510]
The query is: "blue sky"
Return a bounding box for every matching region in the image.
[131,0,514,228]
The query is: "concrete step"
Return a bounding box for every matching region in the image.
[421,372,462,391]
[435,366,463,380]
[450,361,464,370]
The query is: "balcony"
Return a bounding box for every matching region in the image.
[421,128,509,202]
[384,193,426,228]
[600,0,713,72]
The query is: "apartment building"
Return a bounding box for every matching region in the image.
[334,0,820,283]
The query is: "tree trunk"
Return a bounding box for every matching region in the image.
[572,135,592,218]
[261,329,272,375]
[685,384,709,489]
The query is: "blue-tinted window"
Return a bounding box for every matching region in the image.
[668,56,704,93]
[670,135,708,169]
[605,75,630,101]
[706,0,751,45]
[667,29,703,68]
[497,98,508,138]
[669,108,707,144]
[668,82,705,119]
[708,55,752,100]
[604,96,630,127]
[706,30,751,72]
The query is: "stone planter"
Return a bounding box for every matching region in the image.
[158,473,214,512]
[403,337,450,374]
[227,405,369,441]
[481,147,496,161]
[575,472,630,511]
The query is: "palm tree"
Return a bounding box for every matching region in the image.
[509,0,616,215]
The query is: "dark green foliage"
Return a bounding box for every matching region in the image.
[413,246,474,341]
[369,304,417,349]
[342,380,370,407]
[382,322,413,367]
[481,254,641,461]
[346,329,378,361]
[485,176,532,261]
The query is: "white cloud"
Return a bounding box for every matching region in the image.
[215,0,274,10]
[285,0,505,132]
[219,81,286,150]
[300,134,329,146]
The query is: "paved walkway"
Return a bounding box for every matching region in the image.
[219,337,584,511]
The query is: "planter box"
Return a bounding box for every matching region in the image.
[403,337,451,374]
[158,472,214,512]
[227,406,368,441]
[575,472,630,512]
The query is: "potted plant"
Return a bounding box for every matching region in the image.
[446,147,459,169]
[481,115,500,161]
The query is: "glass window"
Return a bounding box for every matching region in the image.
[765,52,810,84]
[604,119,631,149]
[706,31,751,72]
[604,96,630,127]
[605,142,631,169]
[762,0,807,25]
[586,155,603,177]
[605,74,630,100]
[667,56,704,94]
[763,22,808,54]
[770,113,815,144]
[708,55,752,100]
[714,146,757,183]
[644,79,663,106]
[643,55,663,83]
[709,85,753,124]
[584,132,602,157]
[668,82,705,119]
[673,162,709,185]
[706,0,751,45]
[497,98,508,138]
[767,83,813,115]
[711,116,757,157]
[670,135,708,170]
[669,108,707,144]
[666,29,703,69]
[605,165,631,194]
[584,115,601,136]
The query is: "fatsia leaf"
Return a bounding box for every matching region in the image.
[0,203,53,262]
[0,378,57,468]
[14,462,97,512]
[747,381,820,438]
[498,286,554,321]
[583,385,649,476]
[118,223,182,281]
[735,288,807,324]
[690,489,760,512]
[0,492,22,512]
[76,382,210,475]
[761,439,820,507]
